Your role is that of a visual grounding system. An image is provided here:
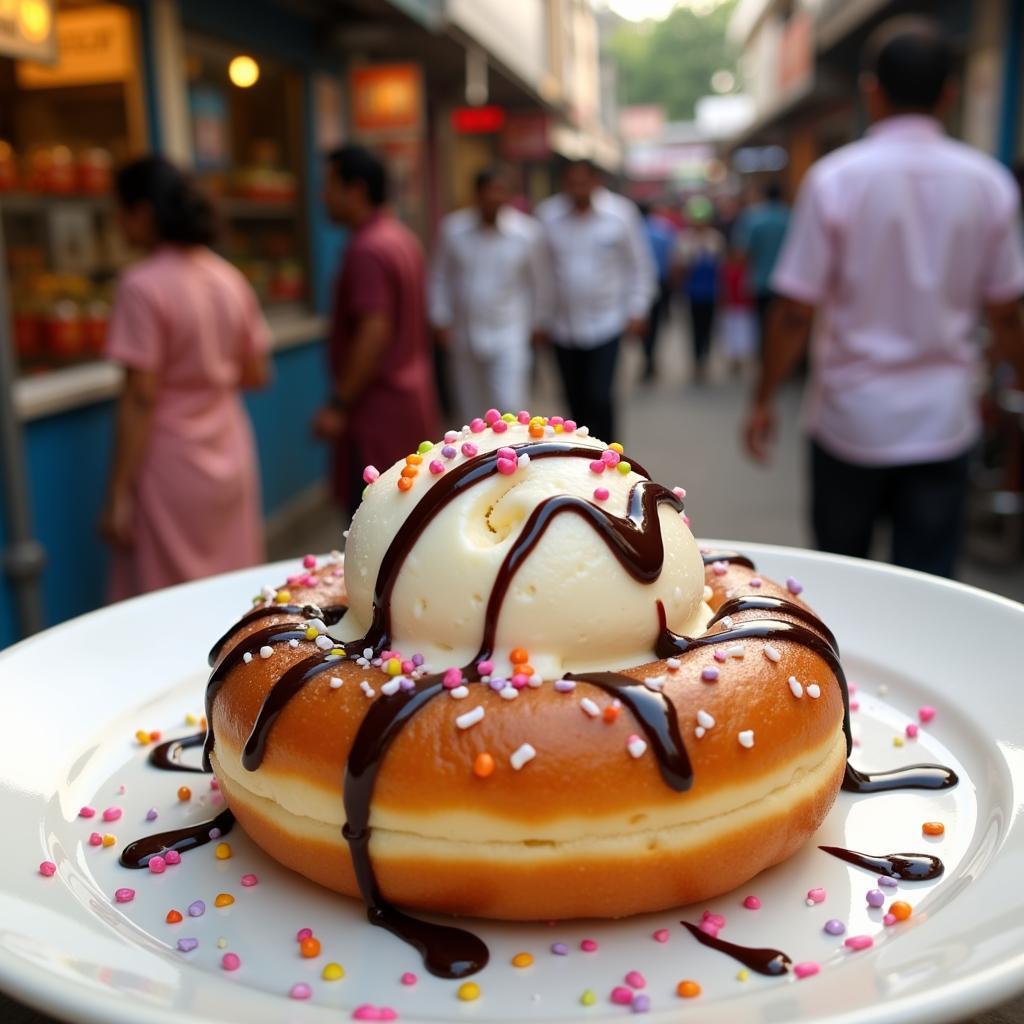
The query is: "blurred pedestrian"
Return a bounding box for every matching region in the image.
[637,200,677,383]
[100,157,269,600]
[313,145,439,514]
[536,159,655,440]
[744,17,1024,578]
[675,195,724,385]
[720,242,756,375]
[733,181,790,355]
[429,165,551,424]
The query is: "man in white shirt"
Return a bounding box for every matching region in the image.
[536,160,655,441]
[743,17,1024,578]
[429,166,552,424]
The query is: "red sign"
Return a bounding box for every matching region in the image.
[350,64,422,135]
[451,105,506,134]
[500,111,550,161]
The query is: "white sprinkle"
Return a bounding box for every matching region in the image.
[356,657,369,668]
[878,684,889,696]
[695,726,706,739]
[259,646,273,660]
[510,743,536,770]
[627,735,647,758]
[456,705,485,730]
[721,615,734,629]
[666,657,681,671]
[243,652,253,664]
[577,425,590,437]
[697,709,716,729]
[329,676,343,689]
[788,676,804,698]
[288,638,299,648]
[261,585,276,601]
[554,679,576,693]
[480,675,491,684]
[499,686,519,701]
[381,679,402,696]
[450,685,469,699]
[342,529,350,539]
[305,618,327,635]
[519,453,531,468]
[702,585,713,602]
[764,644,781,663]
[315,635,334,651]
[807,683,821,699]
[527,673,543,688]
[580,697,601,717]
[363,647,373,659]
[738,730,755,749]
[360,681,375,698]
[727,644,745,659]
[644,675,665,691]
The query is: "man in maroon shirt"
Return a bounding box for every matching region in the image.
[313,145,439,512]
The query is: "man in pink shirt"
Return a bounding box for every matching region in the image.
[744,17,1024,577]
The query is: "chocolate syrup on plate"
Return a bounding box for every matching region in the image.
[148,731,206,774]
[843,763,958,794]
[682,920,791,975]
[819,845,944,880]
[120,810,235,869]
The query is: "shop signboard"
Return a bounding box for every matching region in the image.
[16,4,132,88]
[350,64,423,137]
[0,0,55,63]
[500,111,550,161]
[451,105,506,135]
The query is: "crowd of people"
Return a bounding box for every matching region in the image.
[98,14,1024,605]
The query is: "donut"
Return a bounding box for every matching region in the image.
[204,414,848,975]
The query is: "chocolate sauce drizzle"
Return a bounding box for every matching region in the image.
[709,594,840,655]
[149,731,207,774]
[682,920,791,975]
[207,603,346,666]
[120,810,235,869]
[842,763,959,794]
[819,845,944,880]
[701,550,756,570]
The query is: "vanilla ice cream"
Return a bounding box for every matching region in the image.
[337,417,710,678]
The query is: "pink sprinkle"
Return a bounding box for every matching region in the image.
[477,660,494,676]
[549,416,564,426]
[241,873,259,887]
[492,420,508,434]
[401,972,417,985]
[845,935,874,951]
[517,411,531,424]
[496,457,517,475]
[485,408,501,424]
[497,446,516,459]
[287,573,303,585]
[461,442,478,457]
[469,418,486,434]
[743,895,761,910]
[221,952,241,971]
[362,465,380,484]
[401,659,415,674]
[918,706,936,724]
[289,982,313,1000]
[786,576,804,595]
[114,887,135,904]
[702,910,726,929]
[164,850,181,866]
[672,486,686,499]
[148,856,167,874]
[589,460,606,474]
[652,928,670,943]
[352,1007,398,1022]
[625,970,646,989]
[849,682,858,694]
[301,574,317,587]
[39,860,56,877]
[594,487,610,501]
[88,832,102,847]
[444,430,459,443]
[794,962,820,979]
[883,913,897,927]
[698,920,720,938]
[564,420,576,432]
[601,449,620,466]
[713,649,727,663]
[102,807,122,822]
[711,560,728,576]
[850,700,860,712]
[511,673,529,688]
[79,806,96,818]
[302,554,317,569]
[442,667,463,689]
[806,887,826,905]
[296,928,313,942]
[580,938,599,952]
[683,514,691,526]
[905,723,919,739]
[428,459,444,475]
[611,987,633,1005]
[210,778,219,790]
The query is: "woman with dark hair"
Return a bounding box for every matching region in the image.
[99,156,270,599]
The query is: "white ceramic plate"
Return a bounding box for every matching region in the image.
[2,543,1023,1024]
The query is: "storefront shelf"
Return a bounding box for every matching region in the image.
[0,192,114,216]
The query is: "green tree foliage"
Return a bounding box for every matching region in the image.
[608,1,738,121]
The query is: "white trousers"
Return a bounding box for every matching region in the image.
[449,340,531,425]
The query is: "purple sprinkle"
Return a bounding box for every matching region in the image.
[701,667,719,682]
[749,577,763,588]
[786,576,804,595]
[441,445,457,459]
[412,653,425,666]
[824,919,846,936]
[866,889,885,908]
[554,679,577,693]
[632,994,651,1014]
[489,678,506,691]
[550,942,569,956]
[878,876,899,888]
[177,938,199,952]
[145,808,159,822]
[208,828,222,839]
[399,677,416,691]
[188,900,206,917]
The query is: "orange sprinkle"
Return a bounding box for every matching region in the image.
[214,892,235,908]
[101,833,116,847]
[165,909,183,924]
[609,442,624,454]
[200,717,207,730]
[889,901,912,921]
[177,786,191,802]
[299,936,321,958]
[676,980,701,998]
[529,424,544,438]
[922,821,945,836]
[405,453,423,465]
[397,477,413,492]
[509,647,529,665]
[511,952,534,968]
[518,663,535,678]
[473,753,495,778]
[602,705,621,723]
[149,730,161,743]
[400,465,418,479]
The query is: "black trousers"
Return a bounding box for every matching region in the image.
[810,440,971,579]
[642,280,672,375]
[689,299,715,370]
[552,335,621,441]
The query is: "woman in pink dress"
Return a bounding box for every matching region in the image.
[100,157,270,600]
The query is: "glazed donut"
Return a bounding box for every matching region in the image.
[204,415,847,963]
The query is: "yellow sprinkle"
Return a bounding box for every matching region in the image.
[736,969,749,982]
[135,729,150,745]
[580,988,596,1006]
[305,627,318,640]
[554,423,564,433]
[501,413,515,422]
[275,589,291,603]
[101,833,116,847]
[617,461,632,475]
[214,892,234,907]
[331,647,346,657]
[215,842,232,860]
[385,658,402,676]
[217,937,227,949]
[511,952,534,968]
[457,981,480,1001]
[185,713,198,726]
[609,442,624,453]
[893,736,905,747]
[322,962,345,981]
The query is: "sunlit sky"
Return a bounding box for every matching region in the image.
[605,0,724,20]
